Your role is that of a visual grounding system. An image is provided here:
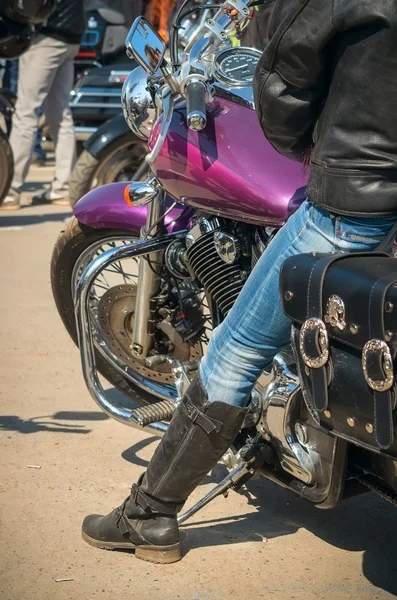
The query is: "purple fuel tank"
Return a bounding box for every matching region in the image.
[149,97,308,226]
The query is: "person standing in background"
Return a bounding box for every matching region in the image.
[3,59,47,166]
[0,0,86,210]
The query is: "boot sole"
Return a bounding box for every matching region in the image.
[81,531,182,564]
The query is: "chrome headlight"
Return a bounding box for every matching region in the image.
[121,66,155,141]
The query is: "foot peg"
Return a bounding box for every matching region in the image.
[130,400,176,427]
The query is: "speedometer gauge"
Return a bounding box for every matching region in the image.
[214,47,262,86]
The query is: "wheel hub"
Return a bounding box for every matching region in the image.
[97,284,202,384]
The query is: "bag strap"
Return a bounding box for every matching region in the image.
[304,252,388,413]
[366,270,397,448]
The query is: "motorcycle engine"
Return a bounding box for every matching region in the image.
[185,217,251,316]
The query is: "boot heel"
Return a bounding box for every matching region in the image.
[135,542,182,564]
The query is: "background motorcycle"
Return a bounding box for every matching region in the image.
[52,3,397,523]
[40,0,134,156]
[67,0,221,207]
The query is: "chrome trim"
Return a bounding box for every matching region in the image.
[71,102,121,109]
[324,295,346,331]
[121,66,155,141]
[74,126,96,141]
[203,17,227,42]
[125,177,159,207]
[259,353,315,484]
[213,82,254,109]
[69,88,122,110]
[185,216,223,247]
[214,231,240,264]
[214,47,262,87]
[74,233,184,431]
[131,191,166,359]
[225,0,250,16]
[108,70,130,83]
[71,237,177,401]
[146,88,177,165]
[300,318,329,369]
[362,339,394,392]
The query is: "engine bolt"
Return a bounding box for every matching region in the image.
[295,422,308,445]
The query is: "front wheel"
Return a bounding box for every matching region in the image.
[51,218,207,406]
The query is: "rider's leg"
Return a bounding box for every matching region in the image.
[200,200,396,406]
[82,200,395,562]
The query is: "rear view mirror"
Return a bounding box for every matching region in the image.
[126,17,166,74]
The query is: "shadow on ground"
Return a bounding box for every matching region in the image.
[122,435,397,597]
[0,410,108,434]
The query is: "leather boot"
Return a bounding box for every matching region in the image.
[82,375,247,563]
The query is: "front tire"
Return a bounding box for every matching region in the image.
[51,217,161,405]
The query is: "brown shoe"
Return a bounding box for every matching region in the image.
[32,189,69,206]
[0,199,21,211]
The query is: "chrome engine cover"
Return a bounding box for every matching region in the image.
[255,351,347,507]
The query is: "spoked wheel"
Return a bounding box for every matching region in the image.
[51,218,211,406]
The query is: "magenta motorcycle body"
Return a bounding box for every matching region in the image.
[74,96,308,230]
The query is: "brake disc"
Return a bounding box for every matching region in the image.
[97,284,202,384]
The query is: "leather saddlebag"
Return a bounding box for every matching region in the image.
[280,252,397,458]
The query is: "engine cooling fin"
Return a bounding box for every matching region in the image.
[186,228,245,316]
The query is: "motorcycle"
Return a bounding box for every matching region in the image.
[67,0,221,208]
[40,0,133,155]
[51,1,397,525]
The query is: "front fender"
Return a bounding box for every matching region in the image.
[84,113,137,159]
[74,181,191,233]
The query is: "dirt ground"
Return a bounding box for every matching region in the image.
[1,163,397,600]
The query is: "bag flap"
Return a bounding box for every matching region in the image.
[280,253,397,353]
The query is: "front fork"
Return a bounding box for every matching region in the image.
[130,191,166,359]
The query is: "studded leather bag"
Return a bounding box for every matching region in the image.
[280,250,397,458]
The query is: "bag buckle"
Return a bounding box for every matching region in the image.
[300,318,329,368]
[362,339,394,392]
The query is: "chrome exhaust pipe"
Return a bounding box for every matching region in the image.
[74,232,185,433]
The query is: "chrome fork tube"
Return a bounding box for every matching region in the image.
[131,191,166,359]
[74,233,183,431]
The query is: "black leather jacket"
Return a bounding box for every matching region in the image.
[41,0,86,45]
[254,0,397,217]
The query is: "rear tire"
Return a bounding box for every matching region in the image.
[0,128,13,203]
[68,151,99,208]
[69,139,148,209]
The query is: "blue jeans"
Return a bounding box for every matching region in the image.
[200,200,396,407]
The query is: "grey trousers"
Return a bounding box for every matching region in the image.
[8,34,79,199]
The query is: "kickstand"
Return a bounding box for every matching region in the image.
[177,437,273,525]
[177,462,254,525]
